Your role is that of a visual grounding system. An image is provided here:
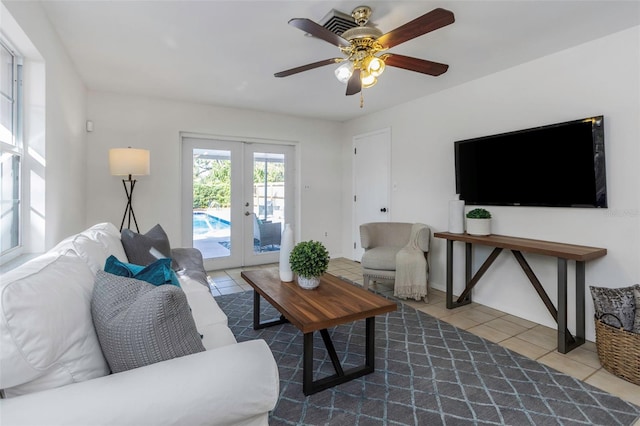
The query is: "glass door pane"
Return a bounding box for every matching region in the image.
[191,148,232,261]
[252,152,284,254]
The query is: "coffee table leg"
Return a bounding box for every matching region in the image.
[365,316,375,369]
[302,317,376,396]
[252,290,289,330]
[320,329,344,376]
[303,332,314,395]
[253,290,260,329]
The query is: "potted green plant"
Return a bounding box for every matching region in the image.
[289,240,330,290]
[466,208,492,236]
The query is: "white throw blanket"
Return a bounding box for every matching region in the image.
[394,223,428,301]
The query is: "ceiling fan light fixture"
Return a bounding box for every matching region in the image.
[361,70,377,88]
[276,7,455,105]
[365,55,385,77]
[334,61,354,83]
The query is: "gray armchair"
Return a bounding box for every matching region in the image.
[252,214,281,249]
[359,222,430,291]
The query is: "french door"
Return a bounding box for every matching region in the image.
[181,136,295,270]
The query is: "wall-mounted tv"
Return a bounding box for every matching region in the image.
[455,116,607,208]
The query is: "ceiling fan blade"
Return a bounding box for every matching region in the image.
[346,69,362,96]
[384,54,449,76]
[377,8,454,49]
[274,58,342,78]
[288,18,351,48]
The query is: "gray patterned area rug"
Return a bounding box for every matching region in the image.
[214,291,640,425]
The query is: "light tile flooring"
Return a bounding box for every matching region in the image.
[207,257,640,414]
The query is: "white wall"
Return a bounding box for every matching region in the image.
[85,92,344,254]
[3,1,88,249]
[342,26,640,341]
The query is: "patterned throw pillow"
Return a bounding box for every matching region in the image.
[589,284,639,331]
[91,270,204,373]
[121,224,174,268]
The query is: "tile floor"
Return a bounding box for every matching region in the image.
[207,257,640,415]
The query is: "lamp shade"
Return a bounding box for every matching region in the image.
[109,148,150,176]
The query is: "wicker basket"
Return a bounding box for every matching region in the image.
[594,315,640,385]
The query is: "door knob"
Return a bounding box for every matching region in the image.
[380,208,387,212]
[245,211,250,216]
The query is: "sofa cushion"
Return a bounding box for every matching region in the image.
[52,223,129,274]
[82,222,129,263]
[590,284,639,331]
[361,246,401,271]
[0,250,110,396]
[91,271,205,373]
[121,224,173,267]
[71,234,113,274]
[104,255,180,287]
[199,323,238,350]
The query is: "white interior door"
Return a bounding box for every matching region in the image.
[182,137,295,270]
[352,128,391,261]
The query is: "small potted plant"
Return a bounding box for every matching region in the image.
[289,240,330,290]
[466,208,492,236]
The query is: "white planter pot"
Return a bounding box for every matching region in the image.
[297,276,320,290]
[466,218,491,236]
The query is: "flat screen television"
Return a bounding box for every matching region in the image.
[454,116,607,208]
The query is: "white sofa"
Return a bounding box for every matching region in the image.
[0,223,279,426]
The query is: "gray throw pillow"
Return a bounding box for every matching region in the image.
[121,224,173,267]
[590,284,639,331]
[91,270,205,373]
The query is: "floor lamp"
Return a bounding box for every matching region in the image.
[109,148,150,233]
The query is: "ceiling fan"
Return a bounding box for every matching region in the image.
[274,6,455,103]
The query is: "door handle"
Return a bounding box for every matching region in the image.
[380,208,387,212]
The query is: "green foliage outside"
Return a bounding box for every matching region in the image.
[192,159,284,209]
[289,240,330,278]
[193,158,231,208]
[254,161,284,183]
[466,208,492,219]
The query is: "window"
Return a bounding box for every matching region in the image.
[1,39,23,258]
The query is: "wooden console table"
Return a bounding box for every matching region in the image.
[433,232,607,353]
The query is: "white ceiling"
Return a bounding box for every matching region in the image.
[38,0,640,122]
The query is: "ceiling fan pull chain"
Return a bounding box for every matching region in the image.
[360,91,364,108]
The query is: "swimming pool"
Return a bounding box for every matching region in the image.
[193,211,230,239]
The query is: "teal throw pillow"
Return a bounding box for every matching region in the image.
[104,255,181,287]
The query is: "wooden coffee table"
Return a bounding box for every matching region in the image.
[241,268,397,395]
